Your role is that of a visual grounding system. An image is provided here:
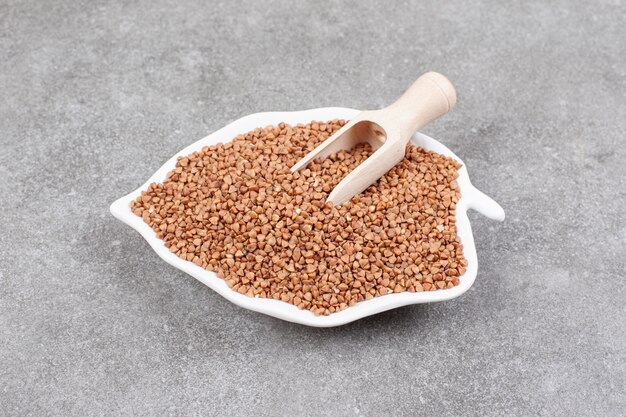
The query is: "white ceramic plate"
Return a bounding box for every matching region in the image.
[110,107,505,327]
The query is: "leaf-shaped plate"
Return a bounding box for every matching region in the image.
[110,108,505,327]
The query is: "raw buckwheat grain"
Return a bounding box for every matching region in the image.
[131,120,466,316]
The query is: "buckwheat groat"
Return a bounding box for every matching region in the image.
[131,120,466,316]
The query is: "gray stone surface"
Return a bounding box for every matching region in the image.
[1,0,624,415]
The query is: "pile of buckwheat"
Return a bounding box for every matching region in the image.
[131,120,467,316]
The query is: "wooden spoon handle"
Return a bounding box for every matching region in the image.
[385,72,457,144]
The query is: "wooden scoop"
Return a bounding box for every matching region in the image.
[291,72,457,205]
